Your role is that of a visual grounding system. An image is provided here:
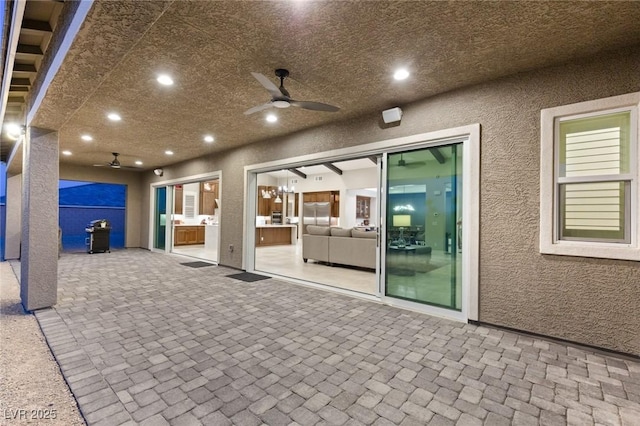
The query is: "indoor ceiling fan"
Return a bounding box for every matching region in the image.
[93,152,138,170]
[244,69,340,115]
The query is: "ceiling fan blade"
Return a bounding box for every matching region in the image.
[92,164,108,167]
[289,100,340,112]
[251,72,284,98]
[244,102,274,115]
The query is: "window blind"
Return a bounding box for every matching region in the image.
[558,111,630,241]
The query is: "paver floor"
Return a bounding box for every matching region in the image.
[31,250,640,425]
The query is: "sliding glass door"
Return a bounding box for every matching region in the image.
[169,180,220,263]
[151,174,221,262]
[384,144,463,311]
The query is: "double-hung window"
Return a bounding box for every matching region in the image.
[540,92,639,261]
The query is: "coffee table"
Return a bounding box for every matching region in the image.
[386,245,418,275]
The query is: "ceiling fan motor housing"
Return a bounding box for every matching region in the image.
[111,152,121,168]
[275,68,290,79]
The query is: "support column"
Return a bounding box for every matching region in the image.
[5,173,22,259]
[20,127,58,311]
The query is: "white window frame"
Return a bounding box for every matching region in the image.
[540,92,640,261]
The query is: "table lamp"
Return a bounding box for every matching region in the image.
[392,215,411,247]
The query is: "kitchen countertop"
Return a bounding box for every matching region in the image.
[256,224,297,228]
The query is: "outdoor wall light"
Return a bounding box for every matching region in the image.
[153,168,164,176]
[5,123,25,139]
[382,107,403,124]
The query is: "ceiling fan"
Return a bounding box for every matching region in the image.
[93,152,138,170]
[244,69,340,115]
[396,153,427,168]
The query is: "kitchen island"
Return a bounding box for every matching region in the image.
[256,224,297,246]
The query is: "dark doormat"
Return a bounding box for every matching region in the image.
[181,261,216,268]
[226,272,270,282]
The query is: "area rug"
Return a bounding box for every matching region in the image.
[387,260,447,276]
[226,272,270,282]
[180,261,216,268]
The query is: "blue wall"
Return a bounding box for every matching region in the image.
[59,206,125,251]
[59,182,126,252]
[0,203,5,260]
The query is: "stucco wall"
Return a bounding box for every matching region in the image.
[5,174,22,260]
[59,164,143,248]
[140,46,640,355]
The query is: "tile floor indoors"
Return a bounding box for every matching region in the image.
[15,249,640,425]
[254,241,462,306]
[255,242,377,294]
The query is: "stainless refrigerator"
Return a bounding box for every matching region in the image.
[303,202,331,233]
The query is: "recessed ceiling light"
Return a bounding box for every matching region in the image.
[157,74,174,86]
[107,112,122,121]
[62,150,72,156]
[266,114,278,123]
[135,160,143,165]
[165,150,174,155]
[81,134,93,141]
[204,135,214,143]
[393,68,410,81]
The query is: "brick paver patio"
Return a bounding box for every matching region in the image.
[25,250,640,425]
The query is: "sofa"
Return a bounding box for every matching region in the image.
[303,225,377,269]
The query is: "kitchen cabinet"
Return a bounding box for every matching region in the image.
[331,192,340,217]
[174,186,183,214]
[303,191,331,203]
[257,185,278,216]
[356,196,371,219]
[200,180,219,216]
[174,225,205,245]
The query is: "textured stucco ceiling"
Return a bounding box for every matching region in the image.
[15,1,640,171]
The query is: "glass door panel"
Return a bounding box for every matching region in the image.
[385,144,463,311]
[153,186,167,250]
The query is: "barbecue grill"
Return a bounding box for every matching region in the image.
[85,219,111,254]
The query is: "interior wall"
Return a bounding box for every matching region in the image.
[59,164,143,248]
[140,46,640,355]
